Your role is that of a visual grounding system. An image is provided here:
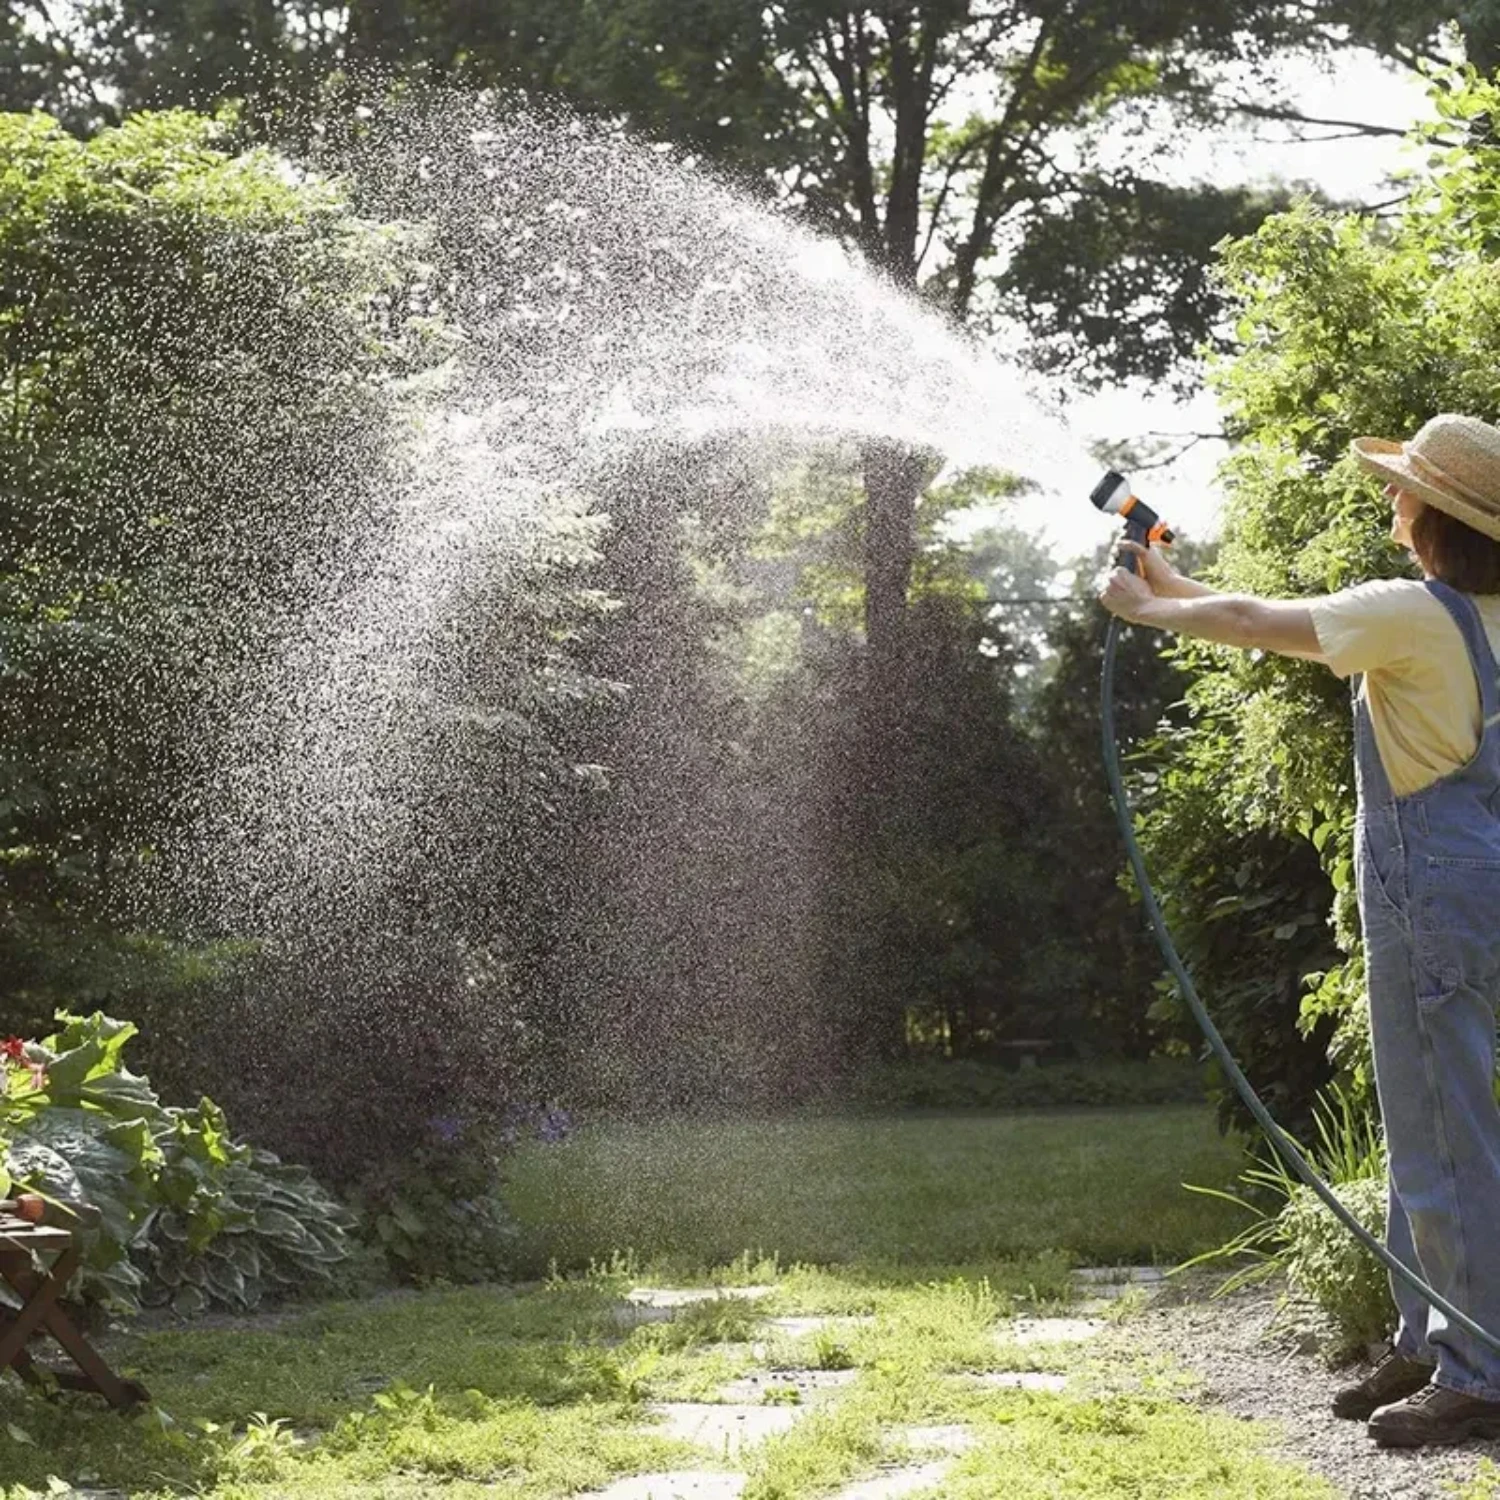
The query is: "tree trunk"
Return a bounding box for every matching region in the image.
[849,439,928,1062]
[861,439,926,780]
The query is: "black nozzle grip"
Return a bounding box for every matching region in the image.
[1115,517,1151,575]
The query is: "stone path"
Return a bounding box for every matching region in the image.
[588,1475,748,1500]
[581,1270,1168,1499]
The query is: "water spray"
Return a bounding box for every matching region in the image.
[1094,472,1500,1358]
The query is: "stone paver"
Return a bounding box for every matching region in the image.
[829,1462,952,1499]
[764,1314,875,1337]
[1070,1265,1165,1287]
[1071,1266,1167,1307]
[646,1402,802,1457]
[719,1368,859,1404]
[898,1423,975,1454]
[627,1287,776,1309]
[968,1370,1069,1392]
[1002,1315,1106,1346]
[583,1473,747,1500]
[605,1288,1084,1500]
[614,1286,775,1328]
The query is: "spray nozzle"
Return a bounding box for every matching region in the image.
[1090,469,1175,573]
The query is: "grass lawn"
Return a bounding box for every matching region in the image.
[0,1104,1353,1500]
[503,1105,1253,1276]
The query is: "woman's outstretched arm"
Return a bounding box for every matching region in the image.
[1099,543,1324,660]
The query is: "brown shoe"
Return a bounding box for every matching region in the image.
[1368,1380,1500,1447]
[1332,1350,1436,1420]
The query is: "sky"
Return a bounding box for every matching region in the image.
[995,47,1440,567]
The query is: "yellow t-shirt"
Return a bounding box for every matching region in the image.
[1309,580,1500,795]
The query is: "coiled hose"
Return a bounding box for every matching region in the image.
[1100,613,1500,1356]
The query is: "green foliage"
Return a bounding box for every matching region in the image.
[0,108,430,1025]
[3,1011,354,1315]
[355,1134,519,1286]
[1139,66,1500,1127]
[1134,705,1342,1136]
[1276,1177,1390,1356]
[0,1037,46,1199]
[1184,1086,1391,1355]
[738,467,1189,1067]
[0,106,612,1182]
[5,0,1444,377]
[1000,178,1294,393]
[140,1129,357,1316]
[854,1058,1206,1111]
[1026,583,1200,1060]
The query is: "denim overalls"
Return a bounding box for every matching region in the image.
[1356,579,1500,1398]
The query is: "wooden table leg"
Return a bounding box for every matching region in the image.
[0,1247,71,1368]
[0,1306,49,1389]
[2,1252,143,1410]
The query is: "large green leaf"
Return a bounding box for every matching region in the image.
[40,1012,140,1091]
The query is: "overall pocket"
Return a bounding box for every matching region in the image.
[1356,818,1409,931]
[1415,856,1500,1008]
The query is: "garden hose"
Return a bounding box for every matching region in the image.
[1099,611,1500,1358]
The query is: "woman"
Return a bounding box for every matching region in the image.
[1099,413,1500,1449]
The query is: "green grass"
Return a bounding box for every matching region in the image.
[0,1260,1334,1500]
[0,1105,1332,1500]
[1454,1461,1500,1498]
[503,1106,1251,1274]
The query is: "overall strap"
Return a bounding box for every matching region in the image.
[1350,670,1397,809]
[1424,579,1500,729]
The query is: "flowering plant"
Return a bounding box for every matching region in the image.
[3,1012,353,1314]
[1,1034,48,1198]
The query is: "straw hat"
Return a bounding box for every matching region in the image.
[1351,414,1500,542]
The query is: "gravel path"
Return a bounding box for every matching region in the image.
[1105,1276,1500,1499]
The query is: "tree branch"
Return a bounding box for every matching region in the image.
[945,17,1054,316]
[815,18,883,251]
[25,0,107,113]
[1225,101,1407,139]
[1126,431,1227,470]
[883,4,934,279]
[952,46,1129,316]
[917,136,986,272]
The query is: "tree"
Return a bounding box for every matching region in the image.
[0,109,414,1022]
[0,108,619,1177]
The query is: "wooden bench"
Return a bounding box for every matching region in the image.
[0,1209,150,1410]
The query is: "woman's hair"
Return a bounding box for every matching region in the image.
[1412,504,1500,594]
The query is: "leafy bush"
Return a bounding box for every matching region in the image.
[1144,66,1500,1133]
[0,109,432,1025]
[3,1012,355,1315]
[353,1108,569,1285]
[0,1035,47,1198]
[1277,1177,1390,1356]
[855,1057,1205,1111]
[1184,1086,1393,1356]
[138,1109,357,1316]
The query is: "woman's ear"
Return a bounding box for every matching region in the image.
[1390,489,1424,555]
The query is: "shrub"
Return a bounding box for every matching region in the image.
[1277,1177,1390,1357]
[855,1057,1206,1111]
[137,1116,357,1316]
[352,1107,570,1285]
[1144,67,1500,1139]
[3,1011,355,1315]
[1183,1085,1393,1356]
